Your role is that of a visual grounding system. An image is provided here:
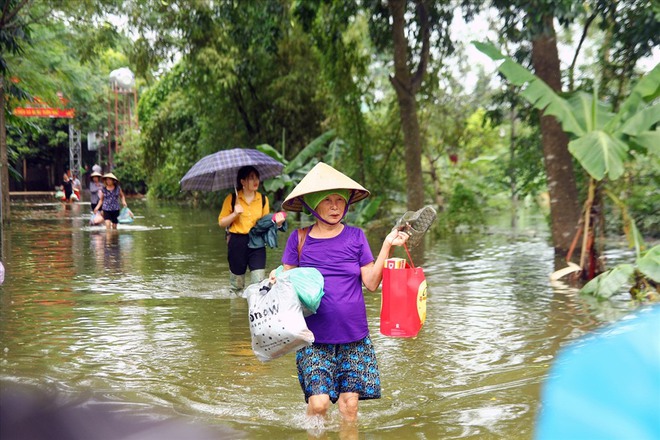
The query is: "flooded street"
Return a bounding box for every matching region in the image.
[0,197,639,439]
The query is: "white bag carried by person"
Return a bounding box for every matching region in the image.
[242,278,314,362]
[90,211,104,226]
[118,207,134,224]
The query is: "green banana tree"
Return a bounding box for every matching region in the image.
[474,41,659,300]
[257,129,340,196]
[257,130,382,226]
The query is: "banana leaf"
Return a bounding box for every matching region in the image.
[581,264,635,298]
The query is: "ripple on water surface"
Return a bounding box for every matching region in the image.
[1,199,640,439]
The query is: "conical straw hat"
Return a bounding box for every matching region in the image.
[102,172,119,182]
[282,162,370,212]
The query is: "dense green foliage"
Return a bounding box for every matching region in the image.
[3,0,658,251]
[476,42,659,298]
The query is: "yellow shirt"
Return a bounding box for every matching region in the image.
[218,190,270,234]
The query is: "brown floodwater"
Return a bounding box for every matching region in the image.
[0,197,637,439]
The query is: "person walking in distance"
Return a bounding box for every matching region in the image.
[94,173,127,230]
[218,166,284,294]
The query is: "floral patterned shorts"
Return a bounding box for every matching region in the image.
[296,336,381,403]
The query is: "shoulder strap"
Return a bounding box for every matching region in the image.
[297,226,309,260]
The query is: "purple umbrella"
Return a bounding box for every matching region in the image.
[180,148,284,191]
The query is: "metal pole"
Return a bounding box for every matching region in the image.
[126,91,131,135]
[114,84,119,164]
[134,88,139,130]
[106,92,112,171]
[68,125,81,179]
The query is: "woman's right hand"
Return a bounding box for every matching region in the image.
[234,203,244,215]
[386,229,410,246]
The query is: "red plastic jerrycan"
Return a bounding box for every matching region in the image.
[380,260,427,337]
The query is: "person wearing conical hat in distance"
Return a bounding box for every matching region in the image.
[277,162,409,425]
[218,166,285,294]
[88,171,103,213]
[94,173,127,230]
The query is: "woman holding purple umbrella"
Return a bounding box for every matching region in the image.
[218,166,285,294]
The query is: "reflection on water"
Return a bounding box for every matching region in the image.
[0,197,638,439]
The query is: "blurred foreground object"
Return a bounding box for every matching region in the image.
[535,306,660,440]
[0,382,245,440]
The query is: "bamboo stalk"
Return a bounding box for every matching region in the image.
[566,216,584,264]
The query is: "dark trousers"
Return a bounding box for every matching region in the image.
[227,233,266,275]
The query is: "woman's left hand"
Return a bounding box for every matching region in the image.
[386,229,409,246]
[273,211,286,227]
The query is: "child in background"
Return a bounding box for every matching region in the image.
[71,174,82,201]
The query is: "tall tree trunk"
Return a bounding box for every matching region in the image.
[509,105,518,229]
[395,89,425,212]
[531,16,579,253]
[0,78,9,225]
[388,0,426,212]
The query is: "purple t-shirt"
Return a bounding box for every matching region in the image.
[282,225,374,344]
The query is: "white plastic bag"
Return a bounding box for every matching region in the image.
[118,207,134,224]
[243,278,314,362]
[90,211,104,226]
